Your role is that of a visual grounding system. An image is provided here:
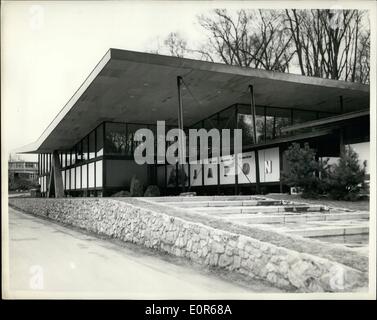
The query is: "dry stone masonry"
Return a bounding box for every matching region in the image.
[9,198,367,292]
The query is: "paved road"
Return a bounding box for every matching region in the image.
[5,207,281,299]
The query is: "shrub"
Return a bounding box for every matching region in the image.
[130,176,144,197]
[9,177,39,191]
[144,185,160,197]
[326,146,366,200]
[282,142,328,198]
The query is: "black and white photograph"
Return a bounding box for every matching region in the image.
[1,0,376,304]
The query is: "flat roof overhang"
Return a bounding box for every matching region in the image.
[17,48,369,154]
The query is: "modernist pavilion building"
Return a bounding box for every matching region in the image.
[18,49,370,197]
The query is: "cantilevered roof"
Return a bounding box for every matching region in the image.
[17,48,369,153]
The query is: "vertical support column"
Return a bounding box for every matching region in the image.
[177,76,185,193]
[339,96,345,154]
[279,145,284,193]
[217,112,221,195]
[249,85,261,194]
[102,122,106,196]
[234,105,239,195]
[51,150,64,198]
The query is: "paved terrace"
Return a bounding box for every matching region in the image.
[130,195,369,272]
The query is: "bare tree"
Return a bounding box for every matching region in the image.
[163,32,188,58]
[285,9,370,83]
[196,9,293,71]
[155,9,369,84]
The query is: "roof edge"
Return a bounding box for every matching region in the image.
[109,48,370,92]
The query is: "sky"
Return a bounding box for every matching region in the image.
[1,0,373,161]
[2,0,216,161]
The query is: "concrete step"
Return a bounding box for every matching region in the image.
[164,199,285,208]
[288,226,369,237]
[225,212,369,224]
[191,205,326,214]
[145,195,267,202]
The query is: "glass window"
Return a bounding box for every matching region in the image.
[292,110,317,124]
[82,136,89,160]
[237,105,264,145]
[62,170,65,189]
[96,124,104,157]
[41,154,44,174]
[66,151,71,167]
[263,107,292,140]
[95,161,102,187]
[70,168,75,190]
[219,106,237,130]
[66,169,70,190]
[76,166,81,189]
[88,162,95,188]
[204,114,219,131]
[76,141,83,164]
[105,122,128,156]
[82,164,87,189]
[89,130,96,159]
[265,115,275,141]
[71,148,76,166]
[128,124,146,156]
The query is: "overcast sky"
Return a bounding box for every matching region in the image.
[2,1,211,161]
[2,0,373,161]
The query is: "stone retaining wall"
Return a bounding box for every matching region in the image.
[9,198,367,292]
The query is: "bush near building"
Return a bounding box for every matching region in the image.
[326,146,367,201]
[282,143,328,198]
[144,185,160,197]
[283,143,366,201]
[9,177,39,191]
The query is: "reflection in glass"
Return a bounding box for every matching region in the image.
[88,162,95,188]
[95,161,102,187]
[76,166,81,189]
[89,131,96,159]
[82,164,87,189]
[96,125,104,157]
[66,151,71,167]
[70,168,75,190]
[105,123,129,155]
[82,137,88,160]
[76,142,83,164]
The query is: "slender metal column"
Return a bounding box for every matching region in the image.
[249,85,261,194]
[339,95,345,154]
[177,76,185,192]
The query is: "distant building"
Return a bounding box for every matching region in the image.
[8,161,39,189]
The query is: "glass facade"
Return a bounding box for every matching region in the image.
[38,153,51,195]
[105,122,128,155]
[40,123,106,197]
[37,104,338,197]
